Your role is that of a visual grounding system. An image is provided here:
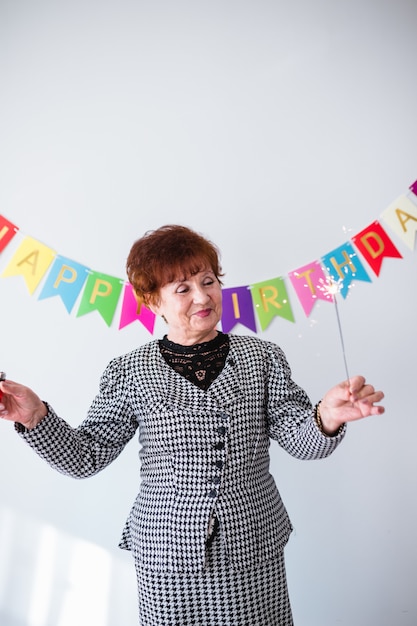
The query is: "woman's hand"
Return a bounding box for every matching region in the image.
[0,380,48,430]
[318,375,385,435]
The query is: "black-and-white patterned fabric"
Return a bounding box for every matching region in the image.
[17,334,346,623]
[135,525,294,625]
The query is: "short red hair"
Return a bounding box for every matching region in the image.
[126,224,224,306]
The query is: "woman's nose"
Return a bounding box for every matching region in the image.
[193,286,210,303]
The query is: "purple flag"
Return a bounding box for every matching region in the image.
[221,286,257,333]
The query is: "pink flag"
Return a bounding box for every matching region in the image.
[289,261,333,316]
[119,283,156,334]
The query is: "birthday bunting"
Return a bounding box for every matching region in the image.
[0,179,416,334]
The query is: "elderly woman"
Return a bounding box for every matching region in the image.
[0,225,384,625]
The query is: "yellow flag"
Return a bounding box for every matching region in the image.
[2,236,56,294]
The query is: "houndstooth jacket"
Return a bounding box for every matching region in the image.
[17,334,346,574]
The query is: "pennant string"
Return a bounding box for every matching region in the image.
[0,178,415,332]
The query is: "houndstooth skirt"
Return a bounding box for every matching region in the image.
[134,529,294,626]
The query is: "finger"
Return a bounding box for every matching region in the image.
[0,380,28,397]
[0,402,10,419]
[347,375,366,396]
[369,405,385,415]
[354,393,385,417]
[356,388,384,404]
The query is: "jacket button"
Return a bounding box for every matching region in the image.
[217,426,226,435]
[213,476,221,484]
[214,460,223,469]
[208,489,217,498]
[214,442,225,450]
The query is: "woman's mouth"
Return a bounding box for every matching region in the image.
[194,308,212,318]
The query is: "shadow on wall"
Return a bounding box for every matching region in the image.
[0,507,137,626]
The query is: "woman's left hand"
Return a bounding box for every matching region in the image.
[318,375,385,435]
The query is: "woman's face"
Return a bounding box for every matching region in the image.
[151,268,223,345]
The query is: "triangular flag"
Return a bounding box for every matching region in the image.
[1,236,56,294]
[119,283,156,333]
[221,285,257,333]
[38,255,90,313]
[76,270,123,326]
[250,277,294,330]
[381,195,417,250]
[0,215,19,252]
[322,242,371,299]
[352,221,402,276]
[289,261,333,316]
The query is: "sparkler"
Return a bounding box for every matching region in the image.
[323,281,351,384]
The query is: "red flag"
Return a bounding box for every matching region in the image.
[0,215,19,252]
[352,221,402,276]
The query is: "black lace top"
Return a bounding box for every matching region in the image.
[159,332,230,391]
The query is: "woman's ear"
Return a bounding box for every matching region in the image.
[148,302,161,315]
[145,294,161,316]
[148,300,167,323]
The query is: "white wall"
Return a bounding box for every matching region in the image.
[1,1,416,624]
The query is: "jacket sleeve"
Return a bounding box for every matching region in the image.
[15,358,138,478]
[265,342,346,460]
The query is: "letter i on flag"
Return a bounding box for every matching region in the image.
[119,283,156,334]
[221,286,257,333]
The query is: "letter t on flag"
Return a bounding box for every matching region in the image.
[289,261,333,316]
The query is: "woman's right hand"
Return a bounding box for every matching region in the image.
[0,380,48,430]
